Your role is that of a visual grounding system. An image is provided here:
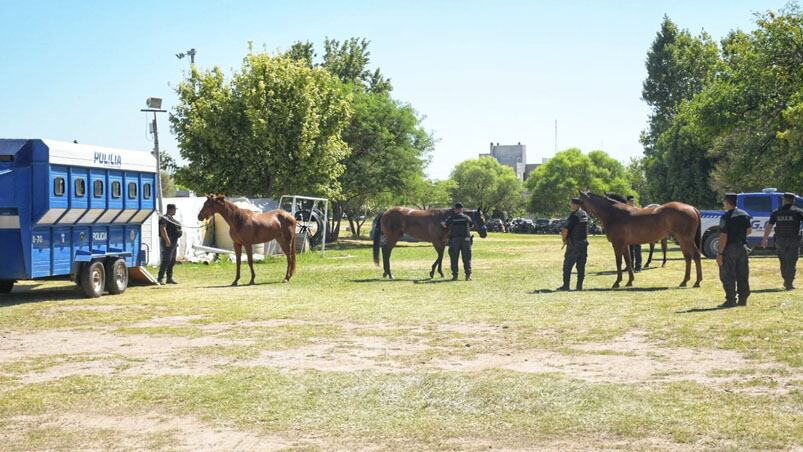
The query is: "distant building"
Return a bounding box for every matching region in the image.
[480,142,527,180]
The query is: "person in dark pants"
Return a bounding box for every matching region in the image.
[157,204,182,285]
[558,197,589,291]
[762,192,803,290]
[717,193,752,307]
[442,202,474,281]
[626,195,642,272]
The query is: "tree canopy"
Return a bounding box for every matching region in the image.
[449,158,524,216]
[526,149,633,216]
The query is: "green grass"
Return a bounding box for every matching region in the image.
[0,234,801,450]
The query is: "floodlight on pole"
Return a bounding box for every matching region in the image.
[141,99,167,213]
[176,48,197,65]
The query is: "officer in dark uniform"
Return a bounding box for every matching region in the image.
[626,195,642,272]
[717,193,752,307]
[157,204,182,285]
[558,197,589,291]
[442,202,474,281]
[761,192,803,290]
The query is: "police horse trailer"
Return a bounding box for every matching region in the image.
[0,139,157,297]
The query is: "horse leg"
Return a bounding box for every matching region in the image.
[645,242,655,268]
[612,246,623,289]
[661,238,667,267]
[623,245,635,287]
[276,235,293,283]
[430,242,445,278]
[383,235,399,280]
[436,244,446,278]
[679,239,692,287]
[232,243,242,286]
[693,245,702,288]
[245,244,256,285]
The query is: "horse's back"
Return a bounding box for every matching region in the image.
[381,207,446,242]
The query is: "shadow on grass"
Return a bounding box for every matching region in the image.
[676,305,737,313]
[201,281,284,288]
[413,278,454,284]
[0,284,85,307]
[529,286,673,294]
[350,278,420,283]
[750,288,787,293]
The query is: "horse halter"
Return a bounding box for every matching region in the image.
[472,210,488,233]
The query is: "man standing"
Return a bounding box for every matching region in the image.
[717,193,752,307]
[558,197,589,291]
[157,204,182,285]
[761,192,803,290]
[442,202,474,281]
[626,195,642,272]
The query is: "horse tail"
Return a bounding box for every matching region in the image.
[289,219,297,277]
[694,208,702,252]
[372,212,384,267]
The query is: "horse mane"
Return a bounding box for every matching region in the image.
[605,192,628,204]
[214,195,250,227]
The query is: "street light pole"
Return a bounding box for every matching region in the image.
[142,98,167,213]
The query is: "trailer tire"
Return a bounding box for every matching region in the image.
[702,232,720,259]
[0,280,14,294]
[106,259,128,295]
[80,261,106,298]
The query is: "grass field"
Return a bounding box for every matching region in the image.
[0,234,801,450]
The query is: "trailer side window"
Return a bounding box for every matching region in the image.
[75,178,86,197]
[143,183,152,199]
[743,196,772,213]
[128,182,137,199]
[111,181,121,199]
[93,180,104,198]
[54,177,65,197]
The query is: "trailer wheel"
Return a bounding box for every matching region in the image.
[0,280,14,294]
[80,261,106,298]
[106,259,128,295]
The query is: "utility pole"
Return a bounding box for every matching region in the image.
[176,48,197,67]
[554,119,558,154]
[142,98,167,213]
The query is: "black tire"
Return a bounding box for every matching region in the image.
[295,209,324,247]
[0,280,14,294]
[80,261,106,298]
[702,232,719,259]
[106,259,128,295]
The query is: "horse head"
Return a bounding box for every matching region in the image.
[198,193,226,221]
[472,209,488,238]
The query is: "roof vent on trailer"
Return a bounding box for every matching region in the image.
[762,187,777,193]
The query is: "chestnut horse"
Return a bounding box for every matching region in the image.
[198,194,297,285]
[605,193,667,268]
[372,208,488,279]
[580,192,701,288]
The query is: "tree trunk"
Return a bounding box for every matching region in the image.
[348,215,358,237]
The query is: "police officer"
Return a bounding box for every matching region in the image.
[558,197,589,291]
[761,192,803,290]
[442,202,474,281]
[157,204,182,285]
[626,195,643,272]
[717,193,752,307]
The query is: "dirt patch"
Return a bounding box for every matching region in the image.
[0,329,249,383]
[47,304,133,313]
[130,315,210,328]
[6,412,316,451]
[239,335,428,372]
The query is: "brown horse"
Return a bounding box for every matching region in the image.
[605,194,667,268]
[372,208,488,279]
[198,194,297,285]
[580,191,702,288]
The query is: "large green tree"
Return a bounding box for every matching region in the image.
[450,158,524,215]
[526,149,632,216]
[170,50,352,198]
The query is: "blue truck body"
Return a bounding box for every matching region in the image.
[0,139,156,295]
[699,189,803,258]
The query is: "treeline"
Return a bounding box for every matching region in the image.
[635,3,803,207]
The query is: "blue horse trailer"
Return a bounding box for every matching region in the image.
[0,139,156,297]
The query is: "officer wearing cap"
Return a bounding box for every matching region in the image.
[761,192,803,290]
[442,202,474,281]
[626,195,643,272]
[558,197,589,291]
[158,204,182,285]
[717,193,752,307]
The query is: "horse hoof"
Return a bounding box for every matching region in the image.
[282,279,289,284]
[231,282,238,287]
[612,283,620,289]
[429,271,435,279]
[388,275,394,280]
[248,281,255,286]
[626,282,633,288]
[679,282,687,288]
[693,282,700,288]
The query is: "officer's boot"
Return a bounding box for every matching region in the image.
[556,275,570,291]
[451,274,458,281]
[465,273,472,281]
[575,278,583,291]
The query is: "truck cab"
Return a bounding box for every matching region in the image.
[699,189,803,258]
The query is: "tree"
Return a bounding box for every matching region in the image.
[640,17,720,203]
[170,50,352,199]
[450,158,524,215]
[526,148,632,216]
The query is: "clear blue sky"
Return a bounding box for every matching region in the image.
[0,0,789,179]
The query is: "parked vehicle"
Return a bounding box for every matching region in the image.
[534,218,550,234]
[509,218,535,233]
[486,218,505,232]
[548,219,564,234]
[0,139,157,297]
[699,188,803,258]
